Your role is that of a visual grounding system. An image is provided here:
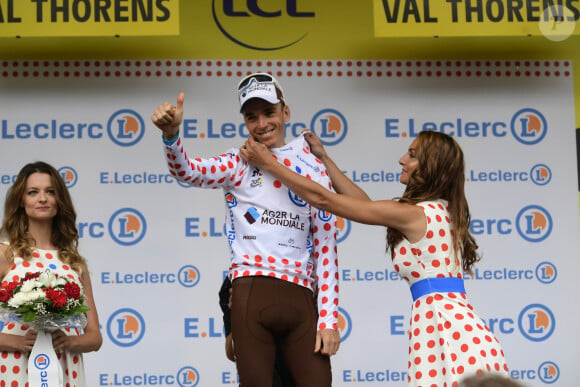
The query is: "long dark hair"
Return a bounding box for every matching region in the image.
[1,161,86,272]
[386,131,480,274]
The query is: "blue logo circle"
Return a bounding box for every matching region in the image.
[288,190,308,207]
[515,204,552,242]
[176,366,200,387]
[107,109,145,147]
[106,308,146,347]
[310,109,348,146]
[529,164,551,186]
[108,208,147,246]
[535,261,557,284]
[178,265,201,288]
[58,166,78,189]
[510,108,547,145]
[538,361,560,384]
[518,303,555,342]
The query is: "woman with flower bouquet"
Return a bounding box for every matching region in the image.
[0,161,102,386]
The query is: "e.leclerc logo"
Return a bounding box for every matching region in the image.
[99,365,200,387]
[385,108,547,144]
[108,208,147,246]
[58,166,78,188]
[467,163,552,186]
[101,264,201,288]
[107,109,146,147]
[180,108,348,146]
[211,0,315,50]
[464,261,557,284]
[106,308,146,347]
[337,307,352,342]
[1,109,145,146]
[78,207,147,246]
[470,204,552,242]
[33,354,50,370]
[310,109,348,146]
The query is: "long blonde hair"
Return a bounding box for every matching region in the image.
[1,161,86,272]
[386,131,480,274]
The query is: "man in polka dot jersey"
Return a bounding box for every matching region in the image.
[151,73,340,386]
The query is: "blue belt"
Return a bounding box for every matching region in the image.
[410,277,465,301]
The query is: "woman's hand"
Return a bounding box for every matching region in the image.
[0,329,37,352]
[51,330,75,353]
[303,130,328,161]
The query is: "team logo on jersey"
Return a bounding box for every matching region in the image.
[225,192,237,208]
[107,308,146,347]
[288,190,308,207]
[244,207,261,224]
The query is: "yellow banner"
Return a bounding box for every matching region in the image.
[0,0,179,37]
[373,0,579,39]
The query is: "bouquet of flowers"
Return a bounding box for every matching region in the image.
[0,269,89,330]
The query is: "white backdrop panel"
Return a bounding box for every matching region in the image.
[0,60,577,386]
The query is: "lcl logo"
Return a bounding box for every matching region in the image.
[212,0,315,50]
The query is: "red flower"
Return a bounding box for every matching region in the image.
[5,281,19,292]
[63,282,81,300]
[0,289,13,302]
[23,272,41,281]
[45,288,68,308]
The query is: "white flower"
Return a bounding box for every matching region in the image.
[38,270,60,287]
[19,279,41,293]
[7,289,45,308]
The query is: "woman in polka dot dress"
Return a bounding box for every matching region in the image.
[241,130,510,386]
[0,161,102,386]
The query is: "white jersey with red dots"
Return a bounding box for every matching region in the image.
[162,133,339,331]
[0,247,86,387]
[392,200,508,387]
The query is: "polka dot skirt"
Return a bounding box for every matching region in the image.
[0,248,86,386]
[392,200,509,386]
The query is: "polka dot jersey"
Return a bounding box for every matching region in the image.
[163,133,339,331]
[392,200,509,386]
[0,247,86,387]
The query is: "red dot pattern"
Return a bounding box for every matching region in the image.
[0,248,85,386]
[164,134,339,331]
[0,60,571,79]
[392,200,508,385]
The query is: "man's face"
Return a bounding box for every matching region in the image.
[241,99,289,149]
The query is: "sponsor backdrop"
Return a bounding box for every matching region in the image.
[0,59,578,386]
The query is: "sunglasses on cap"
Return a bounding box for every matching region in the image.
[237,73,285,97]
[238,72,275,88]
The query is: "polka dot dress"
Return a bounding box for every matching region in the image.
[392,200,508,387]
[0,247,86,387]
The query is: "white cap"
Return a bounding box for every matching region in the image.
[237,73,285,112]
